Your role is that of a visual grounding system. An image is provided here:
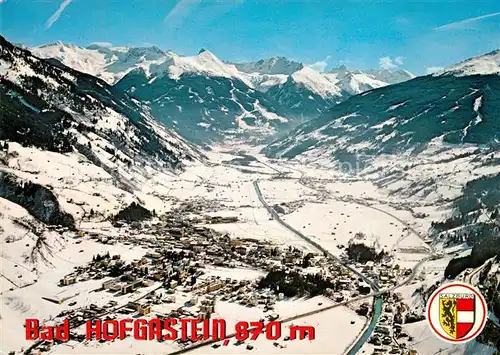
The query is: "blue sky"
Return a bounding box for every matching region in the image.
[1,0,499,75]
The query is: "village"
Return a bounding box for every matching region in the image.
[15,200,427,355]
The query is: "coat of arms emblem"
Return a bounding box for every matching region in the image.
[426,282,487,343]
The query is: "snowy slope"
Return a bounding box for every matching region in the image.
[114,66,289,145]
[1,36,203,173]
[262,63,414,120]
[265,53,499,172]
[291,66,343,97]
[265,71,500,160]
[32,43,254,87]
[154,49,254,87]
[437,49,500,77]
[232,56,304,75]
[364,68,416,84]
[246,73,288,93]
[31,42,168,85]
[324,66,394,95]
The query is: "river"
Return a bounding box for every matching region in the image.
[347,296,384,354]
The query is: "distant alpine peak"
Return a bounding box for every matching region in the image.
[290,66,343,97]
[328,65,364,77]
[437,49,500,77]
[31,42,171,85]
[364,68,416,84]
[197,48,219,60]
[328,64,350,72]
[38,40,67,48]
[31,39,416,103]
[232,56,304,75]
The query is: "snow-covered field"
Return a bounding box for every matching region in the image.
[190,304,366,355]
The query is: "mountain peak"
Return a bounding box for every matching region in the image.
[328,65,351,75]
[197,48,217,58]
[290,66,343,97]
[364,68,416,84]
[233,56,304,75]
[38,41,72,49]
[195,49,225,66]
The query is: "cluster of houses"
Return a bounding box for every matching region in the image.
[361,260,410,288]
[367,293,423,354]
[44,208,421,355]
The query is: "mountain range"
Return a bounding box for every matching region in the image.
[264,49,500,160]
[31,42,414,143]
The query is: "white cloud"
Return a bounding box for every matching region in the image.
[0,0,6,4]
[307,55,331,72]
[308,60,328,72]
[164,0,202,27]
[426,66,444,74]
[379,56,398,70]
[89,41,112,47]
[45,0,73,29]
[433,12,500,31]
[379,56,405,70]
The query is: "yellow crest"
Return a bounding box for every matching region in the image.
[439,297,458,338]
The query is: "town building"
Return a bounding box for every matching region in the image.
[60,275,77,286]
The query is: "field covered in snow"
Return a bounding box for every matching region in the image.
[190,304,366,355]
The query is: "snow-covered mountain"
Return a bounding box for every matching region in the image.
[232,59,415,119]
[436,49,500,77]
[29,41,416,124]
[363,68,416,85]
[113,50,290,145]
[32,43,292,143]
[232,56,304,75]
[33,42,416,136]
[0,36,203,178]
[31,42,171,85]
[265,51,499,160]
[269,50,500,157]
[30,43,257,88]
[265,73,499,159]
[264,49,500,251]
[34,42,409,95]
[265,67,346,119]
[264,65,413,119]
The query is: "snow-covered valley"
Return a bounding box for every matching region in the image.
[1,32,500,355]
[1,138,498,355]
